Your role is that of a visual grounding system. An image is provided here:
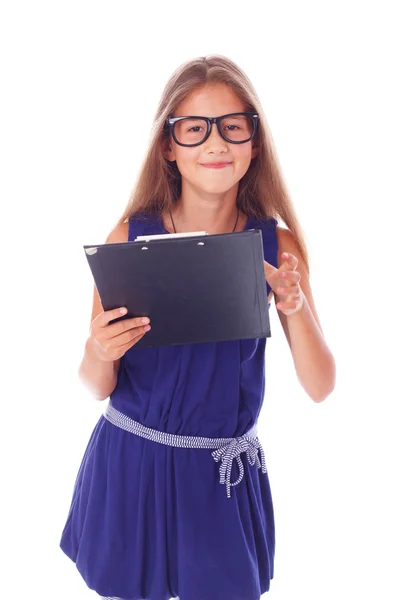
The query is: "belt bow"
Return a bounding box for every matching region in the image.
[211,432,267,498]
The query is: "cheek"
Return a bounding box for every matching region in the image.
[233,150,252,174]
[174,148,200,173]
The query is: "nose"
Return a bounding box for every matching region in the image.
[203,122,229,151]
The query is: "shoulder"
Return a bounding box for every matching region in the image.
[275,225,303,269]
[275,225,305,280]
[275,225,293,256]
[105,213,161,244]
[105,221,129,244]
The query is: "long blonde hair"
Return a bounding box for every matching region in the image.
[115,55,310,273]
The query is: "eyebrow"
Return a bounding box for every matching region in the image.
[172,112,248,119]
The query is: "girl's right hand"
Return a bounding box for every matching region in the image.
[88,307,151,362]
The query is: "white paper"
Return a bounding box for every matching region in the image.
[135,231,207,241]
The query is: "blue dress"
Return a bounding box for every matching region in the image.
[60,212,279,600]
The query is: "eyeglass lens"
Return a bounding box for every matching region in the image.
[173,114,254,145]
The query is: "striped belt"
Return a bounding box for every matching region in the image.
[104,402,267,498]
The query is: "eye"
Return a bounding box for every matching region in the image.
[222,117,245,131]
[187,125,204,133]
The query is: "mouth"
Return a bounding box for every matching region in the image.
[200,162,233,169]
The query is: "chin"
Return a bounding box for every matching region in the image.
[191,177,237,194]
[199,185,235,195]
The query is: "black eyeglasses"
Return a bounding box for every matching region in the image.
[165,112,259,147]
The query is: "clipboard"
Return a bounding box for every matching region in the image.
[83,229,271,347]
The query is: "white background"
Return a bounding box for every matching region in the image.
[1,1,399,598]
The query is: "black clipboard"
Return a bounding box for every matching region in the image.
[83,229,271,347]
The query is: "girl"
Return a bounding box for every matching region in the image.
[60,55,336,600]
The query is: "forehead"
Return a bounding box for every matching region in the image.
[175,83,246,117]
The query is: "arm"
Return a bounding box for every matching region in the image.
[79,333,120,401]
[274,227,336,403]
[78,222,128,401]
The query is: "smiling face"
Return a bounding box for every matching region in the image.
[163,83,258,197]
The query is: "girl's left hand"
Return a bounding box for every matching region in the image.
[264,252,304,316]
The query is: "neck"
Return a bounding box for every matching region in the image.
[168,190,243,234]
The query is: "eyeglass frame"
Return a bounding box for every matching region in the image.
[165,112,259,147]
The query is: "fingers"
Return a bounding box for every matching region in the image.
[277,266,301,294]
[276,290,304,314]
[276,260,301,314]
[281,252,298,269]
[278,270,301,286]
[277,284,301,296]
[93,306,128,327]
[112,325,151,348]
[114,331,146,352]
[88,307,151,362]
[96,307,151,336]
[109,317,151,340]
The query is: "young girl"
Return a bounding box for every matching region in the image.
[60,55,336,600]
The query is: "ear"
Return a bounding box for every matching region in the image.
[251,142,259,159]
[162,136,176,162]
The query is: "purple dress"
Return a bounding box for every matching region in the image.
[60,213,279,600]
